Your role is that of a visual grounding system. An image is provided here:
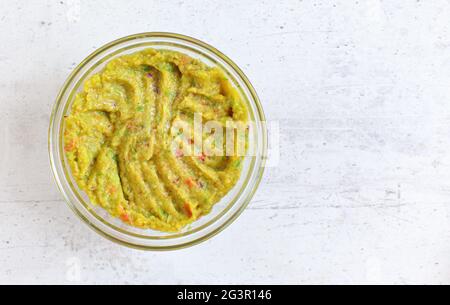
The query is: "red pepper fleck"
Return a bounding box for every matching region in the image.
[199,153,206,162]
[120,213,130,223]
[188,138,194,145]
[183,203,193,218]
[185,178,196,189]
[175,149,184,158]
[64,139,76,152]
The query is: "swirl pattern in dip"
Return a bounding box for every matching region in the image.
[63,49,249,232]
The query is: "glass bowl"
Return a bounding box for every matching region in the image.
[48,32,267,250]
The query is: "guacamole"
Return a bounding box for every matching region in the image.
[64,49,248,232]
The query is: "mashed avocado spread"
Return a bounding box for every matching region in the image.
[64,49,248,232]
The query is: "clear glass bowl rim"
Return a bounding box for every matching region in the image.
[48,32,267,251]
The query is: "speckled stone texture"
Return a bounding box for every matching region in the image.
[1,0,450,284]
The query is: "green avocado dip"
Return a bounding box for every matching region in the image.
[64,49,249,232]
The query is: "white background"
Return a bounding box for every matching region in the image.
[1,0,450,284]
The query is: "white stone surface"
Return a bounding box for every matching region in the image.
[1,0,450,284]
